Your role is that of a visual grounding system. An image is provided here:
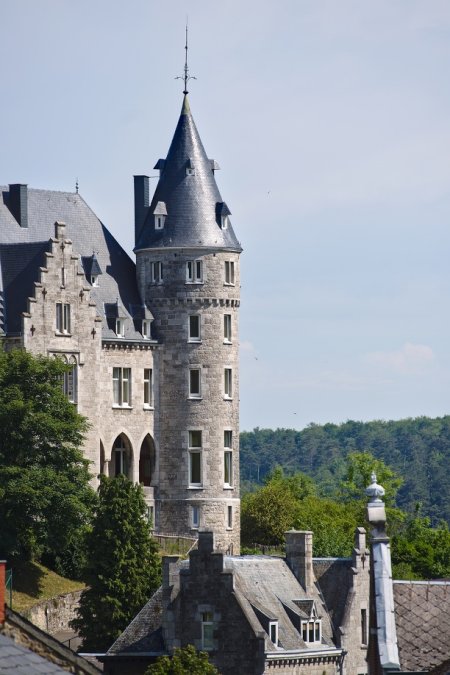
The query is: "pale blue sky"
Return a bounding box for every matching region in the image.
[1,1,449,431]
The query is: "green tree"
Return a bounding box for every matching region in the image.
[391,515,450,580]
[71,474,161,651]
[146,645,220,675]
[338,451,403,506]
[0,348,95,574]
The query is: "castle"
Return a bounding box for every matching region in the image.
[0,90,241,554]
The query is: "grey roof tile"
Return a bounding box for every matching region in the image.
[0,634,68,674]
[135,96,241,253]
[313,557,353,632]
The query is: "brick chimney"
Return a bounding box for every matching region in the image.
[134,175,150,246]
[285,530,314,594]
[9,184,28,228]
[0,560,6,624]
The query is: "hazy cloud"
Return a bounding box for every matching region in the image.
[366,343,434,374]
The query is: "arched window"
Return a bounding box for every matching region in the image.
[139,435,155,486]
[100,441,105,475]
[111,435,132,479]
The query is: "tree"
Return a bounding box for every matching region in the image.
[146,645,220,675]
[391,515,450,580]
[339,451,403,506]
[71,474,161,651]
[0,348,95,574]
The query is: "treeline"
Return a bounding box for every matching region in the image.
[240,417,450,525]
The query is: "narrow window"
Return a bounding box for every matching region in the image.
[191,505,200,528]
[113,437,128,476]
[227,505,233,529]
[186,167,196,176]
[61,267,66,287]
[142,320,151,339]
[116,318,124,337]
[361,609,367,645]
[155,215,165,230]
[91,275,98,286]
[189,368,201,398]
[224,261,235,285]
[308,621,314,642]
[150,261,163,284]
[201,612,214,650]
[315,620,321,642]
[221,215,228,230]
[188,315,201,342]
[224,431,233,487]
[144,368,153,408]
[147,505,154,528]
[223,314,232,343]
[186,260,203,283]
[64,356,77,404]
[269,621,278,646]
[188,430,202,486]
[224,368,232,399]
[113,368,132,407]
[56,303,71,333]
[302,622,307,642]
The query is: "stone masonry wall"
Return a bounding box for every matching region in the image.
[26,590,83,635]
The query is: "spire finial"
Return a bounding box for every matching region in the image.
[75,177,79,194]
[176,21,196,95]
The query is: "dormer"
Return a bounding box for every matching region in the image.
[131,304,154,340]
[216,202,231,230]
[153,159,166,176]
[185,158,195,176]
[251,603,280,648]
[82,253,103,287]
[153,201,167,230]
[294,600,322,645]
[105,300,128,338]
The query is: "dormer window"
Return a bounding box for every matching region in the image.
[142,320,151,339]
[221,215,229,230]
[153,201,167,230]
[186,158,195,176]
[269,621,279,646]
[155,215,165,230]
[301,619,321,644]
[116,319,125,338]
[91,275,98,287]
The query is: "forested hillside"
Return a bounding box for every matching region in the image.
[240,416,450,526]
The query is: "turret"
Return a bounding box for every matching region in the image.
[135,93,242,553]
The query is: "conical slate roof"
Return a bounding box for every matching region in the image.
[135,96,241,252]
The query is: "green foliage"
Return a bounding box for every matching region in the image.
[392,516,450,580]
[240,417,450,525]
[338,451,403,506]
[0,348,95,575]
[146,645,220,675]
[71,474,161,652]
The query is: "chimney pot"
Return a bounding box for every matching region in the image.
[134,176,150,246]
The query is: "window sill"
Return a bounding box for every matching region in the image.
[224,283,235,287]
[112,405,133,410]
[188,396,203,401]
[223,340,232,345]
[187,486,204,490]
[226,527,233,532]
[188,339,202,344]
[185,281,204,286]
[55,332,72,337]
[223,396,233,401]
[223,486,234,490]
[143,405,154,411]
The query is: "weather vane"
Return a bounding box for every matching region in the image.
[176,22,196,95]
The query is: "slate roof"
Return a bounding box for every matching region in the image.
[0,633,68,674]
[313,557,353,633]
[393,580,450,672]
[0,186,151,340]
[107,586,165,655]
[135,96,241,252]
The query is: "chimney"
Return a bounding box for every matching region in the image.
[0,560,6,624]
[162,555,180,590]
[134,175,150,246]
[9,184,28,228]
[285,530,314,594]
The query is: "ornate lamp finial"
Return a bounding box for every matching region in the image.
[366,472,386,502]
[176,21,196,95]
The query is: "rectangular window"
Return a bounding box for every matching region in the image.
[223,314,232,343]
[191,505,200,528]
[224,261,235,285]
[201,612,214,650]
[113,367,132,407]
[224,368,232,399]
[227,505,233,529]
[189,368,201,398]
[56,303,71,333]
[116,318,124,337]
[144,368,153,408]
[188,430,202,486]
[142,320,151,339]
[269,621,278,646]
[301,620,321,643]
[361,609,367,645]
[155,215,165,230]
[188,315,201,342]
[224,430,233,487]
[150,261,163,283]
[186,259,203,283]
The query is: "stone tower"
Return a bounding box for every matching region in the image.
[134,94,242,553]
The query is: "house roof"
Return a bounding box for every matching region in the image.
[313,557,353,633]
[107,586,165,656]
[0,187,152,341]
[393,580,450,672]
[0,633,68,674]
[135,95,241,253]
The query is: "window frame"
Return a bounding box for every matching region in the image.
[186,259,203,284]
[188,314,201,342]
[155,215,165,230]
[224,430,233,487]
[116,318,125,338]
[301,619,321,644]
[143,368,153,409]
[150,261,163,284]
[189,367,202,399]
[56,302,71,334]
[227,505,233,529]
[224,368,232,399]
[223,314,232,343]
[113,367,132,408]
[63,355,77,404]
[201,611,214,650]
[269,621,278,646]
[191,504,200,529]
[142,320,152,339]
[224,260,235,286]
[188,430,202,487]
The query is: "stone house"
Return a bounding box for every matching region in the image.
[102,528,370,675]
[0,90,241,552]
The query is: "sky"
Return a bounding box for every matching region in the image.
[1,0,449,431]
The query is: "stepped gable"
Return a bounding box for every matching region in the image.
[135,95,241,252]
[393,580,450,672]
[0,187,147,339]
